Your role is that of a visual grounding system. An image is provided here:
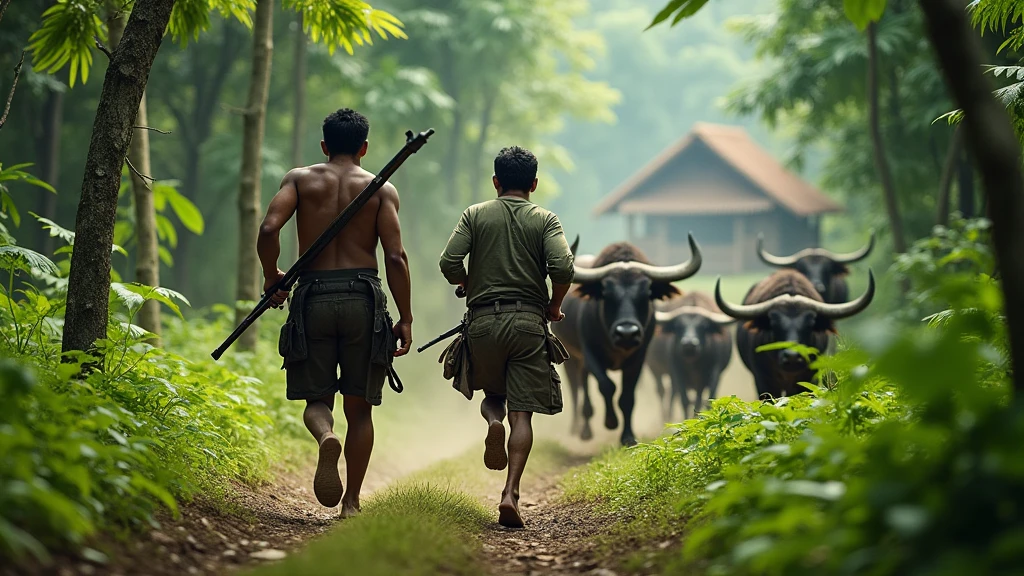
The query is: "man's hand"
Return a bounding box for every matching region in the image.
[393,321,413,357]
[263,269,289,308]
[546,302,565,322]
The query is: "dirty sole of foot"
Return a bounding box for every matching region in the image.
[314,435,343,507]
[498,503,524,529]
[484,421,508,471]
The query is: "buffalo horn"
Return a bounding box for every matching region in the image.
[572,233,703,284]
[569,234,580,256]
[756,230,876,267]
[716,270,875,320]
[654,306,735,325]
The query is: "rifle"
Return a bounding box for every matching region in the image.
[212,128,435,360]
[416,285,466,354]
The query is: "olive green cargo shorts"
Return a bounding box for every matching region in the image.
[466,310,563,415]
[286,292,386,405]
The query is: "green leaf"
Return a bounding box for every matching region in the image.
[844,0,888,31]
[158,245,174,267]
[161,185,204,235]
[647,0,709,29]
[0,245,59,275]
[111,282,190,318]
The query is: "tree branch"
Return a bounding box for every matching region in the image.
[0,0,12,27]
[125,156,154,188]
[95,37,114,60]
[134,125,171,134]
[0,50,25,132]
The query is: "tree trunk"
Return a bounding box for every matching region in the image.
[284,14,306,266]
[62,0,175,355]
[918,0,1024,393]
[470,90,497,201]
[958,144,975,218]
[234,0,274,351]
[867,22,908,255]
[937,126,963,226]
[108,3,161,342]
[175,145,200,290]
[36,88,63,255]
[447,106,462,205]
[130,94,161,341]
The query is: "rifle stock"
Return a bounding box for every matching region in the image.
[212,128,435,360]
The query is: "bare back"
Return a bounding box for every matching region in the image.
[292,161,380,271]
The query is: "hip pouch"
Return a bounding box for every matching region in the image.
[278,293,309,368]
[545,326,570,365]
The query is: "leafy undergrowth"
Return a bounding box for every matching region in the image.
[0,215,280,566]
[565,221,1024,575]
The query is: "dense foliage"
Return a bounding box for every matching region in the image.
[565,220,1019,574]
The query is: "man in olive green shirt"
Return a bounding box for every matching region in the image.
[439,146,574,528]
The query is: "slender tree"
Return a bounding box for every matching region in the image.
[286,13,306,265]
[107,3,161,341]
[867,21,908,254]
[61,0,175,354]
[937,126,962,225]
[234,0,275,351]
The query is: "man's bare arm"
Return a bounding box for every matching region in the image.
[257,171,299,305]
[377,182,413,356]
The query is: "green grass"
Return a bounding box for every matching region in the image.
[244,440,575,576]
[246,484,489,576]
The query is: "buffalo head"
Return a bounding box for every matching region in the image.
[573,235,702,353]
[655,304,734,360]
[756,232,874,303]
[716,269,875,372]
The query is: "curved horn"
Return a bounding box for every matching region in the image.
[800,269,876,319]
[715,277,776,320]
[715,270,876,321]
[756,233,800,267]
[573,234,703,284]
[655,306,736,325]
[569,235,580,257]
[821,230,875,264]
[757,231,876,266]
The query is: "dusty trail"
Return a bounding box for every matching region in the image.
[16,346,757,576]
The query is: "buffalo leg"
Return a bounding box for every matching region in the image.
[564,357,583,435]
[670,369,691,421]
[578,364,595,441]
[652,370,671,423]
[618,354,644,446]
[703,368,724,412]
[584,350,619,431]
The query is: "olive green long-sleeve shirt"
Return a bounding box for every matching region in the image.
[439,196,575,308]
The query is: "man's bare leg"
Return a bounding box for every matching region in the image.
[305,394,343,507]
[481,394,508,470]
[340,395,374,518]
[498,411,533,528]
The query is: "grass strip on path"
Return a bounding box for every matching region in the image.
[243,440,574,576]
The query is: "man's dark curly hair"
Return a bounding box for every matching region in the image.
[322,108,369,156]
[494,146,538,193]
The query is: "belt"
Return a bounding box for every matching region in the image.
[469,301,545,321]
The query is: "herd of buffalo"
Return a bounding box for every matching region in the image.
[552,233,876,446]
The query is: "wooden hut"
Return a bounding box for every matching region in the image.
[593,123,842,274]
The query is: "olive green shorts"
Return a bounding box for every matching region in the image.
[285,292,385,405]
[466,310,562,415]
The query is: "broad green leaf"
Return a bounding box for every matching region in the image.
[162,186,204,235]
[158,245,174,267]
[844,0,888,31]
[0,245,59,275]
[647,0,709,29]
[112,282,190,318]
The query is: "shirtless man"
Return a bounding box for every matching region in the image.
[256,108,413,516]
[439,146,574,528]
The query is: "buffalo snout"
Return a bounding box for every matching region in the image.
[679,336,701,357]
[611,322,643,350]
[778,348,806,371]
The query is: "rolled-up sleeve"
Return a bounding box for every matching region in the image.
[543,214,574,285]
[439,211,472,285]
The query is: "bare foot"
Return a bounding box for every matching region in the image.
[484,420,508,471]
[340,500,361,519]
[497,494,524,529]
[314,433,343,507]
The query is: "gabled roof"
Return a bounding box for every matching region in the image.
[593,122,842,217]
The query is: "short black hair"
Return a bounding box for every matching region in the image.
[322,108,369,156]
[494,146,538,193]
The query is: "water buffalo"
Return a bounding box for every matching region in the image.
[553,236,702,446]
[755,231,875,303]
[647,292,734,421]
[716,269,874,398]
